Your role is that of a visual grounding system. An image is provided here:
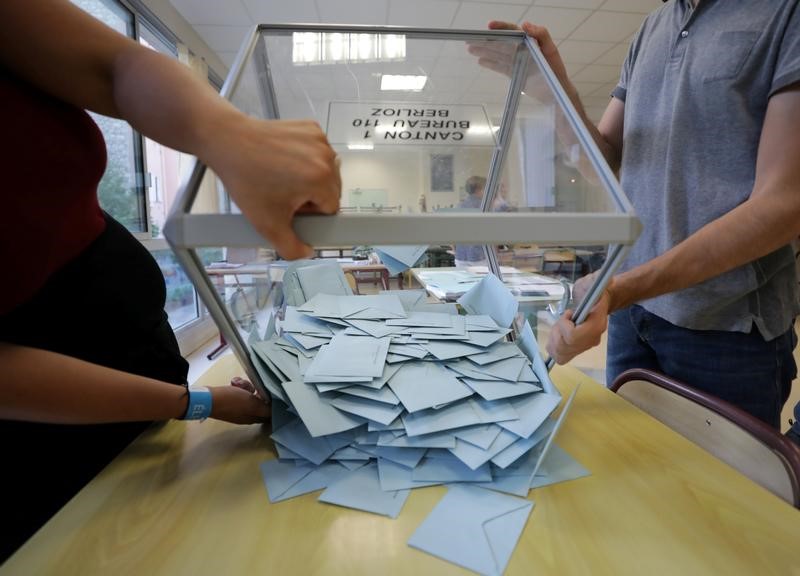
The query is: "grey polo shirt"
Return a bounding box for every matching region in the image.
[613,0,800,340]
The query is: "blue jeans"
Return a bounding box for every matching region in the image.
[607,305,796,429]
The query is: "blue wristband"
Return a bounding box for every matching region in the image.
[183,386,213,421]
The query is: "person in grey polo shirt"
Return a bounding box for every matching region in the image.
[489,0,800,432]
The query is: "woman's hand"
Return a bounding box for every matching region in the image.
[209,376,270,425]
[204,115,341,261]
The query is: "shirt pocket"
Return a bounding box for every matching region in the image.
[701,30,760,83]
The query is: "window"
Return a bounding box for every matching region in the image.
[73,0,148,234]
[72,0,222,344]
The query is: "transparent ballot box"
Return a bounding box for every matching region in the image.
[164,25,641,394]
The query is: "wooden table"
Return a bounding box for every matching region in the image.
[341,263,403,291]
[3,358,799,575]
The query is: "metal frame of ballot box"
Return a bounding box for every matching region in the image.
[164,25,641,398]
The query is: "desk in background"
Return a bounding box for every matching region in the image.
[410,266,565,304]
[4,357,798,576]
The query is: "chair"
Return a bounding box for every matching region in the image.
[610,368,800,508]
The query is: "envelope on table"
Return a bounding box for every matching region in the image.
[407,484,533,576]
[380,289,428,311]
[388,361,473,413]
[318,463,410,518]
[373,245,428,275]
[529,385,581,480]
[338,294,407,320]
[377,458,441,491]
[457,274,519,329]
[529,444,590,489]
[281,380,364,437]
[462,378,541,402]
[260,459,350,503]
[516,319,558,395]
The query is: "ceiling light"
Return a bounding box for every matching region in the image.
[347,143,374,150]
[292,33,406,65]
[380,74,427,91]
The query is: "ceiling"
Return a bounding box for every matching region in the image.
[169,0,662,122]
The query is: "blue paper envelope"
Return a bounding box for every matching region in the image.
[373,245,428,274]
[408,484,533,576]
[516,319,557,395]
[529,444,590,489]
[457,274,519,329]
[260,459,350,503]
[318,464,410,518]
[281,380,364,437]
[380,289,427,310]
[462,378,541,402]
[377,458,441,491]
[388,361,473,413]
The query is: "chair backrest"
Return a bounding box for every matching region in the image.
[611,368,800,508]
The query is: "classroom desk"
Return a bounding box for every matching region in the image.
[410,266,565,304]
[3,358,798,576]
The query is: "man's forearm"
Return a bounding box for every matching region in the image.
[610,193,800,313]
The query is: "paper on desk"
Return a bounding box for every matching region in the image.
[373,245,428,275]
[407,484,533,576]
[338,384,400,405]
[377,458,441,491]
[498,393,561,439]
[330,395,404,426]
[516,319,557,395]
[413,302,460,315]
[281,380,364,437]
[529,385,580,480]
[401,398,517,438]
[373,446,426,469]
[466,342,525,366]
[296,262,353,302]
[282,307,334,337]
[412,456,492,483]
[423,340,484,361]
[448,428,519,470]
[377,430,456,449]
[461,378,542,402]
[318,463,410,518]
[454,424,503,450]
[387,361,473,413]
[462,329,511,348]
[271,418,337,465]
[457,274,519,329]
[529,444,590,489]
[248,331,290,404]
[381,289,427,311]
[260,459,351,503]
[282,260,351,306]
[337,294,407,320]
[492,418,555,469]
[305,335,390,379]
[252,338,303,382]
[465,315,500,332]
[475,445,541,497]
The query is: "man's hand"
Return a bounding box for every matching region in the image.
[209,376,270,425]
[206,117,341,261]
[546,272,614,365]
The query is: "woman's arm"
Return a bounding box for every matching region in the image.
[0,343,268,424]
[0,0,341,259]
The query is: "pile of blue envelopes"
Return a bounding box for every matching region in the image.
[251,273,588,575]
